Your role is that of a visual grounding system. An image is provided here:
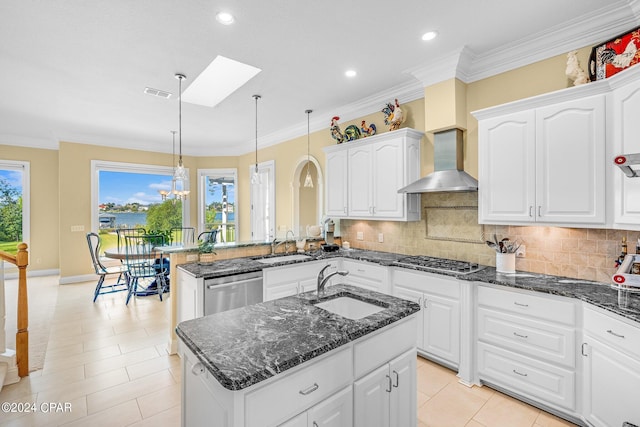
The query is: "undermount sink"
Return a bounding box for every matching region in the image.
[314,296,385,320]
[256,254,312,264]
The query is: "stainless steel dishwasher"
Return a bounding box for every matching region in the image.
[204,271,263,316]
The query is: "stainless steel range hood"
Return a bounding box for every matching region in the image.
[398,128,478,193]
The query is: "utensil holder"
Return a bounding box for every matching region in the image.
[496,253,516,273]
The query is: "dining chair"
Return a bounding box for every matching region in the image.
[116,227,147,251]
[197,229,218,244]
[170,227,195,245]
[86,232,129,302]
[123,234,169,305]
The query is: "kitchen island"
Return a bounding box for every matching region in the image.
[176,283,420,427]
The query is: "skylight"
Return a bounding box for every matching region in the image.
[182,56,261,108]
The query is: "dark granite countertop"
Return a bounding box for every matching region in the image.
[176,284,420,391]
[177,248,640,323]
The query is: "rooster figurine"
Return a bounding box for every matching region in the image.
[330,116,344,144]
[360,120,376,137]
[382,98,405,131]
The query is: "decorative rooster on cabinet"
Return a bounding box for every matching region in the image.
[382,98,405,131]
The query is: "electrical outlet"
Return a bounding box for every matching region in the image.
[70,225,84,232]
[378,233,384,243]
[516,244,526,258]
[356,231,364,241]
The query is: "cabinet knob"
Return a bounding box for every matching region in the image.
[191,362,205,376]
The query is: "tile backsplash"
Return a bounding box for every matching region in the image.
[340,193,634,283]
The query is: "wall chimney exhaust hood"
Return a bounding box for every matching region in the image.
[398,128,478,193]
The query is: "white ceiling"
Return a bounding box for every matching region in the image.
[0,0,638,156]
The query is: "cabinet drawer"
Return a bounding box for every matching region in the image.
[354,316,417,378]
[477,307,576,367]
[245,346,353,427]
[584,306,640,359]
[477,286,575,325]
[477,342,575,411]
[343,260,386,281]
[393,268,460,299]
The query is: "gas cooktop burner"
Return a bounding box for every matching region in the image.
[394,256,485,275]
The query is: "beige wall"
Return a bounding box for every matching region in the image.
[0,144,59,271]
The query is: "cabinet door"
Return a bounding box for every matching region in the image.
[353,364,390,427]
[583,335,640,427]
[389,350,416,427]
[372,138,404,218]
[348,145,373,217]
[264,280,299,301]
[183,350,228,427]
[478,110,536,223]
[392,285,424,349]
[613,78,640,226]
[423,293,460,365]
[308,386,353,427]
[326,149,348,217]
[177,269,201,323]
[280,413,307,427]
[536,95,605,224]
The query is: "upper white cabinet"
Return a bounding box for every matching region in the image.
[611,66,640,229]
[476,93,606,226]
[323,128,423,221]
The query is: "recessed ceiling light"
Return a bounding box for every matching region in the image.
[216,12,235,25]
[345,70,357,78]
[421,31,438,41]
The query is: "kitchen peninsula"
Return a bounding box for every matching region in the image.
[176,283,421,427]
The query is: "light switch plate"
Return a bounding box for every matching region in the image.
[356,231,364,240]
[378,233,384,243]
[516,244,526,258]
[70,225,85,232]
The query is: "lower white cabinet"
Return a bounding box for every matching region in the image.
[582,306,640,427]
[280,386,352,427]
[263,260,335,301]
[392,269,460,367]
[341,259,389,294]
[177,268,204,323]
[353,349,416,427]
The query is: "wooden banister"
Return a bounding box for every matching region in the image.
[0,243,29,377]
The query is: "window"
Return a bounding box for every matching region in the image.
[91,160,189,250]
[0,160,29,255]
[198,169,237,243]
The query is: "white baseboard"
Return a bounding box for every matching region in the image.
[0,349,20,387]
[58,274,96,285]
[0,267,60,280]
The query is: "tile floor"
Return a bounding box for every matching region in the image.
[0,277,578,426]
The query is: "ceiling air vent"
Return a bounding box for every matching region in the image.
[144,87,172,99]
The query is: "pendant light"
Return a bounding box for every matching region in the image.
[251,94,261,185]
[303,109,314,188]
[158,130,177,201]
[172,73,190,200]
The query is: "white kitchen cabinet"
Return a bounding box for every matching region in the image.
[177,268,204,323]
[279,386,352,427]
[612,66,640,229]
[582,306,640,427]
[353,349,416,427]
[263,260,335,301]
[476,285,577,413]
[392,269,460,367]
[340,259,389,294]
[325,149,348,217]
[476,93,606,226]
[323,128,423,221]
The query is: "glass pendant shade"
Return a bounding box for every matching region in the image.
[172,73,189,200]
[303,109,313,188]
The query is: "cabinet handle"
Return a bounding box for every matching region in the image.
[385,374,392,392]
[529,206,533,217]
[299,383,319,395]
[392,370,399,388]
[313,423,319,427]
[423,298,428,309]
[538,206,542,217]
[513,332,528,339]
[191,362,205,376]
[512,369,528,377]
[581,342,588,356]
[607,329,625,339]
[513,301,529,308]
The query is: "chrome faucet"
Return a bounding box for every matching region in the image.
[271,230,296,254]
[317,264,349,297]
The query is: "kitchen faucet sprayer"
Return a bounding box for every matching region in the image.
[317,264,349,296]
